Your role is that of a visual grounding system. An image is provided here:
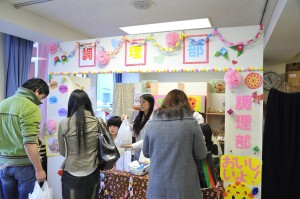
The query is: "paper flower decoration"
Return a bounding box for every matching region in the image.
[166,32,180,47]
[48,42,58,55]
[215,47,229,60]
[54,56,61,65]
[224,70,242,89]
[46,119,57,134]
[97,51,110,65]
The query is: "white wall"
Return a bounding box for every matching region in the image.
[0,32,5,100]
[141,72,225,82]
[263,63,286,102]
[122,72,225,84]
[0,1,89,43]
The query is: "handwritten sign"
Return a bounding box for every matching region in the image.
[183,34,209,64]
[187,95,205,113]
[125,39,147,66]
[220,155,262,186]
[78,44,96,67]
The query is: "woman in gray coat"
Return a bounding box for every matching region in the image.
[143,89,207,199]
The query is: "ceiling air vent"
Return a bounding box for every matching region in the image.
[131,0,155,10]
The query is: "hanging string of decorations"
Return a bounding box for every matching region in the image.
[48,25,264,66]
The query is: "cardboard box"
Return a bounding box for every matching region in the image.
[285,82,300,93]
[287,71,300,86]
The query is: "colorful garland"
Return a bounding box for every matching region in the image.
[49,25,264,66]
[48,66,263,76]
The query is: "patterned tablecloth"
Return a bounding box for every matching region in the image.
[99,169,224,199]
[99,169,148,199]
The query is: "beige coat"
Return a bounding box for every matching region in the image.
[58,110,101,172]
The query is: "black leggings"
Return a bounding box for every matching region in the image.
[61,168,100,199]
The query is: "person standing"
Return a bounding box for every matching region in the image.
[58,89,105,199]
[123,94,154,161]
[0,78,49,199]
[143,89,207,199]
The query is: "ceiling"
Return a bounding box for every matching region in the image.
[3,0,300,66]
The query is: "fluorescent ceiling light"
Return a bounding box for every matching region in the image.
[120,18,211,34]
[14,0,52,9]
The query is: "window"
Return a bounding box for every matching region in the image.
[96,74,114,113]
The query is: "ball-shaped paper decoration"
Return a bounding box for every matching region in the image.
[166,32,180,47]
[97,51,110,65]
[224,70,242,89]
[46,119,57,134]
[48,42,58,55]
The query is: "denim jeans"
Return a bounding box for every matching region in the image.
[0,179,4,199]
[0,165,35,199]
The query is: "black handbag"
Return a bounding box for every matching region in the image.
[97,118,120,171]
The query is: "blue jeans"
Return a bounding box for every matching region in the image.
[0,165,35,199]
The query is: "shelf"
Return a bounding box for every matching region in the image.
[206,112,225,116]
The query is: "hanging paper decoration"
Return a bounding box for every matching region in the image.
[230,42,244,57]
[61,55,69,64]
[252,91,264,104]
[252,146,260,153]
[54,56,61,65]
[48,74,52,83]
[245,72,262,89]
[96,50,110,65]
[166,32,180,47]
[213,25,264,47]
[48,42,78,63]
[124,32,186,53]
[46,119,57,134]
[215,47,229,60]
[224,70,242,89]
[232,60,238,65]
[227,109,234,114]
[48,42,58,55]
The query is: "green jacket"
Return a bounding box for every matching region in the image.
[0,87,42,166]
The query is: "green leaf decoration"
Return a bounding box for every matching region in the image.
[237,50,243,57]
[215,51,221,57]
[223,53,229,60]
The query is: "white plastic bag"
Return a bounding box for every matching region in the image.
[115,118,132,147]
[28,181,53,199]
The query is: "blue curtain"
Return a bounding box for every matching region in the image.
[113,73,122,83]
[4,34,33,98]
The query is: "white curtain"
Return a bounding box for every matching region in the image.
[112,83,135,117]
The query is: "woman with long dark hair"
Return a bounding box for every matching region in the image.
[142,89,207,199]
[58,89,105,199]
[124,94,154,161]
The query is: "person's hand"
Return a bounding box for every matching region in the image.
[121,114,128,121]
[35,168,46,182]
[122,144,132,149]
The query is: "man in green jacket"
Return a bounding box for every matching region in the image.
[0,78,49,199]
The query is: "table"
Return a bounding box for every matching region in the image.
[99,169,148,199]
[99,169,224,199]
